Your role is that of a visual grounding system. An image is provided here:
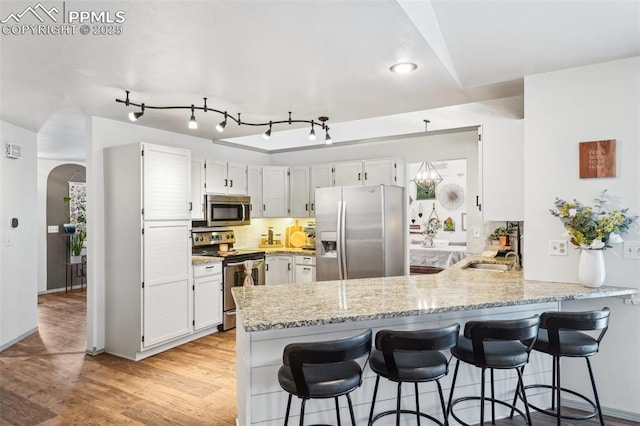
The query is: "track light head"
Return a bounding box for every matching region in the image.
[216,112,227,132]
[128,103,144,121]
[188,105,198,129]
[263,122,272,140]
[309,123,316,141]
[325,127,332,145]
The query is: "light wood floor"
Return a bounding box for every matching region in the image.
[1,292,636,425]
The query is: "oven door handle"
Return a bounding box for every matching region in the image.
[226,260,263,267]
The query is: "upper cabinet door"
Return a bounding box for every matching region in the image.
[227,163,247,195]
[309,163,333,215]
[289,166,311,217]
[262,166,289,217]
[333,161,363,187]
[142,144,191,221]
[190,159,205,220]
[481,120,524,221]
[364,159,396,186]
[247,166,263,218]
[204,160,227,194]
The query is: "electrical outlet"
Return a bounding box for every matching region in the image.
[549,240,568,256]
[623,241,640,260]
[48,225,59,233]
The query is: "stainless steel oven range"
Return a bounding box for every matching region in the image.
[192,229,265,330]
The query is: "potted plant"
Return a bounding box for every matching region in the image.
[488,223,517,246]
[70,229,86,264]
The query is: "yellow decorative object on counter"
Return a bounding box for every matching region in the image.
[290,231,307,248]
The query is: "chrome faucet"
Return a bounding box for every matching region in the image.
[505,251,521,270]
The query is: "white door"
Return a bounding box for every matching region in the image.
[289,166,310,217]
[262,166,289,218]
[310,163,333,215]
[193,274,222,330]
[142,144,191,221]
[364,159,397,186]
[227,163,247,195]
[333,161,363,187]
[142,221,191,348]
[247,166,263,218]
[190,159,205,220]
[205,160,228,194]
[266,255,293,285]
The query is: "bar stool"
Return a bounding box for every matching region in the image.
[513,307,610,426]
[447,315,540,426]
[368,323,460,426]
[278,329,372,426]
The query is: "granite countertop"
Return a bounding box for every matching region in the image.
[257,247,316,255]
[192,255,224,265]
[232,255,637,332]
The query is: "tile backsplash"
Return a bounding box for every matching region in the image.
[231,218,315,249]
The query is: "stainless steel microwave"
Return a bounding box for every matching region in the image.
[206,194,251,227]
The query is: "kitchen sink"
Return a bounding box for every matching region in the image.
[463,262,513,271]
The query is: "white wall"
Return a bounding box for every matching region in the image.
[37,159,85,293]
[86,117,270,353]
[524,56,640,418]
[0,121,38,350]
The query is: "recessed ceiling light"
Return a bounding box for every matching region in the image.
[390,62,417,74]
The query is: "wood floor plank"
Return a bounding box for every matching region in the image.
[0,387,57,425]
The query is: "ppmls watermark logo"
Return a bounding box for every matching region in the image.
[1,2,126,36]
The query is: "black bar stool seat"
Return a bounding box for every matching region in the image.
[515,307,610,426]
[368,323,460,426]
[278,329,372,426]
[447,315,540,426]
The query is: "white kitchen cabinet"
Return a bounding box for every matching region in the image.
[479,120,524,221]
[262,166,289,218]
[293,255,316,283]
[205,161,247,195]
[289,165,311,217]
[247,165,263,218]
[190,159,205,220]
[105,142,197,361]
[310,163,333,215]
[265,255,293,285]
[193,262,223,331]
[332,159,399,187]
[333,161,363,186]
[363,158,397,186]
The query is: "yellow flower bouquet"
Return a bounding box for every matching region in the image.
[550,190,637,249]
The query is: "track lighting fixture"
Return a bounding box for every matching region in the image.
[309,122,316,141]
[216,112,228,132]
[116,91,332,144]
[188,105,198,129]
[128,103,144,121]
[263,122,272,140]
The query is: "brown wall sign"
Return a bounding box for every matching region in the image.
[579,139,616,178]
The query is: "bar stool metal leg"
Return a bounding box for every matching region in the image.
[346,394,356,426]
[299,399,306,426]
[368,376,380,425]
[586,358,605,426]
[396,382,402,426]
[284,394,293,426]
[334,397,341,426]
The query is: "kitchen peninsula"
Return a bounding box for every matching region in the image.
[232,258,637,426]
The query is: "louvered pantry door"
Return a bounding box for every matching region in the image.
[142,220,191,348]
[142,144,191,221]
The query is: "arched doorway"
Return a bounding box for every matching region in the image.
[46,164,86,291]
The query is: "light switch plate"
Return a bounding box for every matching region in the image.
[623,241,640,260]
[549,240,568,256]
[48,225,59,233]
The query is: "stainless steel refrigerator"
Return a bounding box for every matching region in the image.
[315,185,405,281]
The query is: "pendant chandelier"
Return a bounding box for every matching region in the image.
[413,162,443,195]
[116,90,333,144]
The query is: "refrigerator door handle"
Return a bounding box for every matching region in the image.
[340,200,348,280]
[336,200,344,279]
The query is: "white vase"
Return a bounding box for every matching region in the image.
[578,249,606,288]
[70,255,82,264]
